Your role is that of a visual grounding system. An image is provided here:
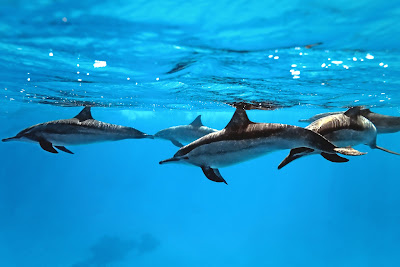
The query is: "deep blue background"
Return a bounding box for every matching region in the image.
[1,107,400,266]
[1,0,400,266]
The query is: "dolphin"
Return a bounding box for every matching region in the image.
[299,111,342,122]
[159,108,365,184]
[2,106,152,154]
[154,115,217,147]
[359,109,400,134]
[279,107,400,169]
[299,108,400,134]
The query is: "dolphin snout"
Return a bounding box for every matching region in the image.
[159,157,181,164]
[2,136,18,142]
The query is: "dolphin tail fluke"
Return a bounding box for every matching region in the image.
[39,140,58,153]
[55,146,74,154]
[320,152,349,163]
[144,134,154,139]
[374,145,400,156]
[2,136,18,142]
[201,166,227,184]
[334,147,367,156]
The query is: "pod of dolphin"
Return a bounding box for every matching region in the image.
[2,106,400,184]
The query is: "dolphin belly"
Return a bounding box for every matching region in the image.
[41,131,130,145]
[184,138,303,168]
[324,129,375,147]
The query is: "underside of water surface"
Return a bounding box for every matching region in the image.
[1,0,399,111]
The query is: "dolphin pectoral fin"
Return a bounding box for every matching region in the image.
[171,139,184,147]
[334,147,367,156]
[320,153,349,163]
[278,154,303,169]
[374,145,400,156]
[39,140,58,154]
[278,147,314,169]
[55,146,74,154]
[201,166,228,184]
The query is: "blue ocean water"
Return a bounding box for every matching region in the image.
[1,0,400,266]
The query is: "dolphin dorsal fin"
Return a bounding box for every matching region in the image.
[190,115,203,127]
[360,108,372,116]
[225,108,252,131]
[74,106,93,121]
[344,106,362,118]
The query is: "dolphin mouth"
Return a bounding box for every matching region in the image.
[2,136,18,142]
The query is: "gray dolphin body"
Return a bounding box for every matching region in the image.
[154,115,217,147]
[279,107,400,169]
[2,107,152,154]
[159,108,365,184]
[300,108,400,134]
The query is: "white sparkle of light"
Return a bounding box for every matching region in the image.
[268,55,273,58]
[379,62,384,66]
[274,56,279,59]
[78,79,82,82]
[291,64,297,67]
[384,64,388,68]
[290,70,300,75]
[332,60,343,65]
[27,78,30,81]
[353,57,357,61]
[77,64,80,67]
[293,76,300,79]
[77,71,80,74]
[93,60,107,68]
[87,73,89,75]
[127,77,130,80]
[49,52,53,56]
[343,65,349,69]
[321,63,326,68]
[156,77,160,81]
[366,53,374,59]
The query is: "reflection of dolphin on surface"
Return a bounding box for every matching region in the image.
[299,107,400,134]
[279,107,400,169]
[159,108,365,184]
[154,115,217,147]
[2,107,152,154]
